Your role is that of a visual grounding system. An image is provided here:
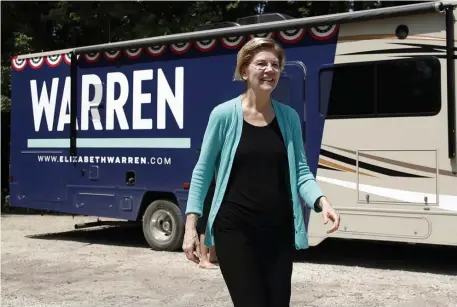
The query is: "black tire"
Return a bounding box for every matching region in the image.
[142,199,184,251]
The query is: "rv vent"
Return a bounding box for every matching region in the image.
[236,13,294,26]
[194,21,240,32]
[395,24,409,39]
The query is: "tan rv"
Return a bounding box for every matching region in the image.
[308,1,457,247]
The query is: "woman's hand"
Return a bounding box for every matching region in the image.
[318,197,341,234]
[182,214,201,264]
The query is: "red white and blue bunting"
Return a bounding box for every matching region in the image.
[11,57,27,71]
[249,32,275,40]
[11,26,339,71]
[45,54,62,67]
[83,52,101,63]
[103,50,121,61]
[63,53,80,65]
[124,48,143,59]
[28,57,44,69]
[146,45,166,57]
[170,42,192,54]
[194,39,217,52]
[309,25,339,40]
[220,36,245,49]
[278,29,306,43]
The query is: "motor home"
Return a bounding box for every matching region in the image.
[9,1,457,250]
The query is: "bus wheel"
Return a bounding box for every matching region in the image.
[142,199,184,251]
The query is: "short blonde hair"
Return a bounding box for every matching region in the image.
[233,37,285,81]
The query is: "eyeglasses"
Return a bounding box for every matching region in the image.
[250,62,281,72]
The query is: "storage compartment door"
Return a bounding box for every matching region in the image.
[357,149,438,205]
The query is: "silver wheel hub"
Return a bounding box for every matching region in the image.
[149,209,174,243]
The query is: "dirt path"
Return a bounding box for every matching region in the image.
[1,214,457,307]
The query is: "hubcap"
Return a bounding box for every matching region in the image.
[150,209,175,243]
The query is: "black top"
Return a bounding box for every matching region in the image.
[215,117,294,235]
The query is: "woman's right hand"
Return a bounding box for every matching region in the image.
[182,214,201,264]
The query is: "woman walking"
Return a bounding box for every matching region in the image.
[183,37,340,307]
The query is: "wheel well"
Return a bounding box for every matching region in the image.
[136,191,178,221]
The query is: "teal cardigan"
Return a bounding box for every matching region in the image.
[185,95,324,249]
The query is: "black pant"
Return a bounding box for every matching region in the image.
[214,220,294,307]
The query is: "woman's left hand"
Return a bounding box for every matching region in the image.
[318,197,340,234]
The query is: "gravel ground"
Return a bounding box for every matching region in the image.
[1,214,457,307]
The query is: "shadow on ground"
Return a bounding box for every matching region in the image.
[26,223,151,249]
[294,238,457,276]
[25,223,457,276]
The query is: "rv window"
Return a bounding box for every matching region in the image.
[377,58,441,115]
[320,64,375,117]
[320,57,441,118]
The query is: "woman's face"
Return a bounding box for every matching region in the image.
[242,48,281,94]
